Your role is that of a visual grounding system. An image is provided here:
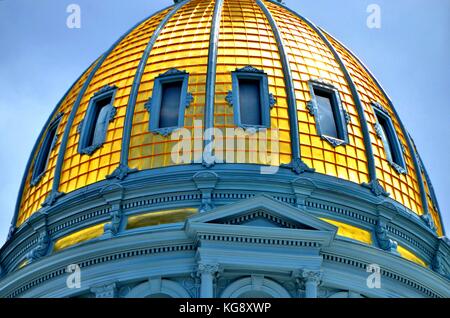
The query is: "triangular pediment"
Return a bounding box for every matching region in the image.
[186,195,337,232]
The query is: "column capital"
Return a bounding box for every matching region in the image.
[300,269,323,285]
[197,263,220,298]
[90,282,117,298]
[197,263,221,276]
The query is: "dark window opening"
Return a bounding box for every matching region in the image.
[375,111,402,166]
[85,95,112,148]
[238,78,262,126]
[314,87,340,139]
[159,81,182,128]
[33,121,59,181]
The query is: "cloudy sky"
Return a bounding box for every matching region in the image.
[0,0,449,244]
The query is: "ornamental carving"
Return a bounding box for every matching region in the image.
[300,270,323,285]
[375,220,398,252]
[197,263,220,275]
[26,231,50,263]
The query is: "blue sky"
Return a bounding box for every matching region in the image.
[0,0,448,244]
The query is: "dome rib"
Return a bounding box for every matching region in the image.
[265,0,436,224]
[268,1,380,192]
[412,137,445,235]
[204,0,224,160]
[4,1,448,297]
[11,0,443,234]
[256,0,310,173]
[114,0,189,177]
[28,5,177,215]
[323,30,429,217]
[321,29,431,218]
[11,58,99,233]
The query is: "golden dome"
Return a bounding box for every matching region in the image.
[15,0,443,236]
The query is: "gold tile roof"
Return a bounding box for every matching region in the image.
[15,0,444,236]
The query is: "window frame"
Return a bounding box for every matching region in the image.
[145,68,193,136]
[226,66,276,130]
[307,79,350,147]
[31,113,63,186]
[371,101,407,174]
[78,85,118,156]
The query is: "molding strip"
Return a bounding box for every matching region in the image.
[266,0,382,192]
[44,6,177,210]
[321,30,430,217]
[203,0,224,167]
[114,0,191,179]
[9,59,98,235]
[411,138,445,235]
[256,0,313,174]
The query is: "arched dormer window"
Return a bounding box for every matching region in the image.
[372,101,407,174]
[145,69,193,136]
[307,79,350,147]
[226,66,276,130]
[78,85,117,156]
[31,113,63,186]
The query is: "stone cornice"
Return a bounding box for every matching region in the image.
[1,166,446,283]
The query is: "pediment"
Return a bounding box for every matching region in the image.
[186,195,337,232]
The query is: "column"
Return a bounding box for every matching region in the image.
[302,270,322,298]
[197,263,220,298]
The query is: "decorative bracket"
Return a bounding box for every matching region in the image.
[420,213,437,232]
[7,225,16,242]
[106,163,138,181]
[291,177,317,208]
[193,171,219,213]
[26,230,50,264]
[77,119,84,134]
[375,219,398,253]
[343,109,351,124]
[431,254,447,277]
[306,100,317,117]
[225,91,233,107]
[362,179,390,197]
[42,191,65,207]
[100,183,125,237]
[432,237,450,278]
[282,158,315,175]
[269,93,276,109]
[374,122,383,139]
[185,92,194,109]
[374,201,400,253]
